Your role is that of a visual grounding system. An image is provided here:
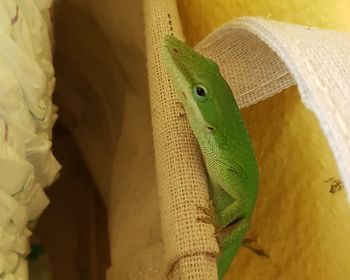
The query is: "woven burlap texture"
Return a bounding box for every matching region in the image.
[145,0,219,279]
[144,1,350,279]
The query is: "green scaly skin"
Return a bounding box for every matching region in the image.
[162,36,259,279]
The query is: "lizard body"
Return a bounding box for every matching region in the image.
[162,36,259,279]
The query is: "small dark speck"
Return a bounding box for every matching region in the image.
[173,48,179,53]
[11,5,19,25]
[4,122,8,142]
[325,177,343,194]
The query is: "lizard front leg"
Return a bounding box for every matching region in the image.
[208,162,252,279]
[209,161,250,229]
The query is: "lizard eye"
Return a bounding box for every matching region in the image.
[192,85,208,101]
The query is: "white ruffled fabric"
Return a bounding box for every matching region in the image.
[0,0,60,278]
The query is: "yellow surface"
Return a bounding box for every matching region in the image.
[177,1,350,279]
[178,0,350,46]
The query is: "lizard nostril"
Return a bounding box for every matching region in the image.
[172,48,179,53]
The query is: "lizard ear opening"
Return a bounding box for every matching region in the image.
[207,126,215,132]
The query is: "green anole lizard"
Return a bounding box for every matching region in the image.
[162,36,259,279]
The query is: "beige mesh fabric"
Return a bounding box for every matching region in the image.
[144,0,219,279]
[144,2,350,280]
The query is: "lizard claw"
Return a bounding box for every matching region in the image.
[196,204,215,225]
[175,101,186,117]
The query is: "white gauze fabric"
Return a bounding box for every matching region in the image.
[0,0,60,279]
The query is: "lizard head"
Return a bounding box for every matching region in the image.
[162,35,237,143]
